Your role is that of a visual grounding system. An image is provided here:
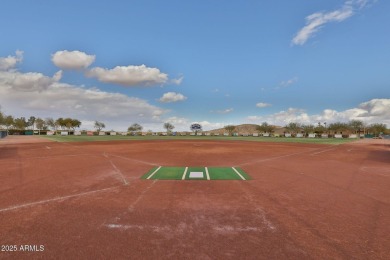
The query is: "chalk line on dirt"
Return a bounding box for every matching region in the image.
[128,179,157,212]
[107,153,160,166]
[237,145,339,167]
[0,186,120,213]
[103,153,129,185]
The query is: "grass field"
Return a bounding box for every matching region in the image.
[40,135,356,145]
[142,166,250,180]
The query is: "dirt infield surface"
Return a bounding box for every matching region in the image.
[0,136,389,259]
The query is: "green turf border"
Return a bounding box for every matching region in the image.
[39,135,356,145]
[141,166,250,180]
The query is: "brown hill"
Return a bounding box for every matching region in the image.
[205,124,285,135]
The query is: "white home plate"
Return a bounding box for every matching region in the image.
[189,172,204,178]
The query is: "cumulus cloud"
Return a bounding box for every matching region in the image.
[246,99,390,126]
[86,65,169,87]
[256,102,272,108]
[210,108,234,114]
[292,0,375,45]
[0,70,61,92]
[52,50,96,70]
[0,69,167,130]
[0,50,23,71]
[158,92,187,103]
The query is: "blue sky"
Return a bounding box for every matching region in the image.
[0,0,389,131]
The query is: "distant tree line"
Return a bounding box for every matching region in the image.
[0,111,81,132]
[224,120,388,137]
[1,109,387,136]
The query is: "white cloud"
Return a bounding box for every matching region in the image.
[196,121,227,131]
[279,77,298,88]
[158,92,187,103]
[0,70,61,92]
[0,69,168,131]
[256,102,272,108]
[170,76,184,85]
[292,0,375,45]
[52,50,96,70]
[211,108,234,114]
[246,99,390,126]
[86,65,169,87]
[0,50,23,71]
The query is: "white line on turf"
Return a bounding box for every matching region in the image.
[182,167,188,180]
[0,186,119,213]
[232,167,246,180]
[205,167,210,180]
[147,166,162,180]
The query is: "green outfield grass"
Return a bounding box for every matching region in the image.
[39,135,357,145]
[142,166,250,180]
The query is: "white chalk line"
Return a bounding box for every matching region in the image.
[205,167,210,180]
[232,167,246,180]
[310,147,337,155]
[17,154,99,160]
[147,166,161,180]
[108,160,129,185]
[105,223,265,233]
[103,153,128,185]
[107,154,160,166]
[182,167,188,180]
[237,145,338,167]
[128,179,157,212]
[0,186,120,213]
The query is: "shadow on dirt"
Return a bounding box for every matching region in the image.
[0,147,18,159]
[367,150,390,164]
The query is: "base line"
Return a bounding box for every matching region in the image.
[205,167,210,180]
[0,186,119,213]
[182,167,188,180]
[232,167,246,180]
[311,147,336,155]
[147,166,162,180]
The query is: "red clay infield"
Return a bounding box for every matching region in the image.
[0,136,389,259]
